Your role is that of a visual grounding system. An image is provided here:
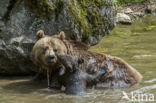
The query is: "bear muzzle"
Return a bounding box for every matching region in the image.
[46,55,56,63]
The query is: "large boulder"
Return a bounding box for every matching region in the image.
[0,0,116,75]
[116,13,132,24]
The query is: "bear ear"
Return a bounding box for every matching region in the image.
[59,31,66,40]
[36,30,45,39]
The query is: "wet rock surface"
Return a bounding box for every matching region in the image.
[0,0,116,75]
[116,13,132,24]
[0,37,37,75]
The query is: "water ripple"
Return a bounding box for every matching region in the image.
[133,55,156,59]
[144,78,156,83]
[132,84,156,93]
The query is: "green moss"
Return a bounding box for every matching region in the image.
[55,0,64,19]
[25,0,55,18]
[68,0,114,43]
[24,0,115,43]
[68,0,91,42]
[25,0,65,19]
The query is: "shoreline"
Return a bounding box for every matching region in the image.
[116,1,156,25]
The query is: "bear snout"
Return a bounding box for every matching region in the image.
[46,55,56,63]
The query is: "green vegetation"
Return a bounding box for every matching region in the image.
[25,0,116,43]
[25,0,65,19]
[69,0,92,41]
[68,0,115,43]
[55,0,64,19]
[25,0,55,18]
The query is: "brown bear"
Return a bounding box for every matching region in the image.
[31,30,67,88]
[31,30,142,89]
[56,54,107,95]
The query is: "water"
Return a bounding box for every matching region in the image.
[0,15,156,103]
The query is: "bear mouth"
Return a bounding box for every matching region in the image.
[48,59,55,63]
[46,57,56,64]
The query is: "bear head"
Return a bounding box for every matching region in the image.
[31,30,67,68]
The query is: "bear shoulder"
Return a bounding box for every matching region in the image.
[68,40,89,51]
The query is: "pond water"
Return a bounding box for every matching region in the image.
[0,15,156,103]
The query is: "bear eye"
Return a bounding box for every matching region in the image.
[42,47,48,54]
[53,49,57,53]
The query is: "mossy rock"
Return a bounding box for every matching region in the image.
[67,0,116,44]
[24,0,116,45]
[25,0,55,18]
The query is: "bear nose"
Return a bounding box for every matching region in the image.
[49,55,55,60]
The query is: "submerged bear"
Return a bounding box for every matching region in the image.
[31,30,142,90]
[56,54,107,95]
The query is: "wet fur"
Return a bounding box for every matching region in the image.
[31,30,142,89]
[57,55,107,95]
[61,40,142,89]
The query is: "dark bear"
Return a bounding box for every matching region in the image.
[31,30,142,89]
[56,54,107,95]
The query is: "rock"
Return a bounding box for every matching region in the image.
[132,12,145,18]
[116,13,132,25]
[0,21,5,27]
[145,4,156,14]
[0,39,5,46]
[124,8,133,14]
[132,12,144,17]
[154,9,156,16]
[0,37,37,75]
[0,0,116,75]
[0,0,10,19]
